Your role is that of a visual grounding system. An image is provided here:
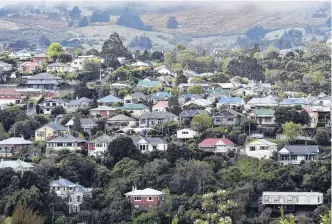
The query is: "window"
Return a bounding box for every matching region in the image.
[77,196,80,202]
[134,205,139,208]
[147,196,153,201]
[280,155,288,161]
[265,117,272,122]
[249,146,256,151]
[227,118,234,122]
[305,155,309,160]
[150,121,155,125]
[37,132,44,137]
[152,145,157,150]
[134,196,141,201]
[139,145,146,151]
[67,143,73,147]
[291,155,297,160]
[57,187,60,190]
[260,146,268,150]
[182,132,189,134]
[95,143,103,148]
[57,143,63,147]
[140,119,146,124]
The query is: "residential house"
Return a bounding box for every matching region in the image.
[0,88,22,106]
[0,137,33,154]
[65,118,98,132]
[0,61,13,72]
[213,108,244,126]
[152,101,169,112]
[123,92,147,104]
[183,99,213,107]
[207,92,229,103]
[70,57,85,71]
[179,109,203,124]
[89,106,117,118]
[137,79,162,88]
[176,128,199,140]
[245,139,278,159]
[279,98,310,109]
[46,134,87,153]
[125,187,165,209]
[42,98,68,115]
[120,103,149,118]
[0,149,12,158]
[9,51,32,60]
[131,61,151,68]
[156,67,175,76]
[35,122,68,141]
[217,83,236,90]
[249,109,276,126]
[97,94,122,106]
[311,94,331,113]
[88,134,118,157]
[131,136,168,152]
[217,97,245,109]
[0,159,34,172]
[66,97,92,113]
[178,94,203,105]
[199,138,235,153]
[247,96,279,108]
[47,62,68,73]
[151,92,172,103]
[278,145,320,165]
[32,54,49,64]
[50,177,92,213]
[177,83,210,92]
[107,114,137,128]
[26,72,62,89]
[18,61,41,74]
[139,111,178,127]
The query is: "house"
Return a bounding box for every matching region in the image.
[18,61,41,74]
[0,137,33,154]
[177,83,210,91]
[278,145,320,165]
[88,134,118,157]
[0,149,12,158]
[42,98,68,115]
[65,118,98,132]
[279,98,310,109]
[131,136,168,152]
[107,114,137,128]
[179,109,203,124]
[120,103,150,118]
[0,88,22,106]
[131,61,151,68]
[151,92,171,103]
[66,97,92,113]
[245,139,278,159]
[183,99,212,107]
[137,80,162,88]
[213,108,244,126]
[0,159,34,172]
[50,177,92,213]
[217,83,236,90]
[97,94,122,106]
[261,192,323,212]
[156,67,175,76]
[26,72,62,89]
[139,111,178,127]
[199,138,234,153]
[32,54,49,64]
[217,97,245,109]
[9,51,32,60]
[247,96,279,108]
[35,122,68,141]
[177,128,199,140]
[152,101,169,112]
[249,109,276,126]
[311,95,331,113]
[125,186,165,209]
[0,61,13,72]
[46,134,87,153]
[71,57,85,71]
[47,62,68,73]
[207,92,229,103]
[178,94,203,105]
[89,106,117,118]
[123,92,147,104]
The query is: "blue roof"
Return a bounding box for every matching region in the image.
[179,109,202,117]
[279,98,309,105]
[97,94,122,103]
[219,97,243,104]
[45,122,67,131]
[121,103,149,110]
[151,92,171,100]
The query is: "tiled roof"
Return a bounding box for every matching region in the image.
[215,108,244,117]
[79,118,97,127]
[153,101,169,109]
[125,188,164,196]
[199,138,234,147]
[140,111,177,119]
[47,62,67,67]
[97,94,122,103]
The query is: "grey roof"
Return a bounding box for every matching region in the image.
[179,109,202,118]
[283,145,320,155]
[140,111,177,119]
[131,136,166,145]
[108,114,136,122]
[43,122,67,131]
[214,108,244,117]
[0,159,34,169]
[131,92,147,99]
[90,134,118,144]
[247,97,278,105]
[29,72,62,80]
[47,62,67,67]
[50,178,76,187]
[80,118,98,127]
[67,97,92,106]
[47,134,86,143]
[73,185,91,193]
[0,137,32,145]
[45,98,68,104]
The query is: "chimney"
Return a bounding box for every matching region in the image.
[76,96,78,100]
[59,176,61,180]
[132,185,135,191]
[76,182,79,186]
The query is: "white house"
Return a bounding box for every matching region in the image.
[262,192,323,206]
[131,137,168,153]
[249,109,276,126]
[245,139,278,159]
[42,98,68,115]
[247,96,279,108]
[0,159,34,173]
[278,145,320,165]
[46,134,87,153]
[88,134,119,157]
[176,128,199,140]
[50,177,92,213]
[311,95,331,112]
[199,138,235,153]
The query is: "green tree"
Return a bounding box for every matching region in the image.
[314,128,330,146]
[51,106,66,117]
[109,66,131,82]
[320,210,332,224]
[187,85,204,94]
[86,49,99,56]
[191,113,213,132]
[39,35,50,47]
[72,116,83,133]
[47,43,64,61]
[0,123,8,140]
[282,122,302,142]
[175,74,187,87]
[11,205,44,224]
[84,58,101,72]
[164,52,174,67]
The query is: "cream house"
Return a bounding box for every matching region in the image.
[245,139,278,159]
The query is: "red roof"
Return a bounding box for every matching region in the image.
[153,101,169,109]
[0,88,21,100]
[199,138,234,147]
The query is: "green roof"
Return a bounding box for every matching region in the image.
[121,103,149,110]
[255,109,275,116]
[208,89,229,94]
[137,80,161,87]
